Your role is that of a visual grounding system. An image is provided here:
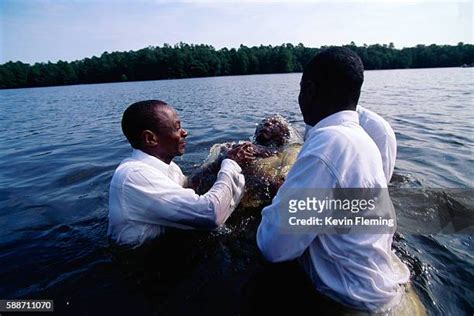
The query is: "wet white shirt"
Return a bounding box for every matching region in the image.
[257,110,410,311]
[108,149,245,247]
[357,105,397,182]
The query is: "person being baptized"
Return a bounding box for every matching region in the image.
[189,115,302,209]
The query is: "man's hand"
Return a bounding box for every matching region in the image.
[226,142,256,166]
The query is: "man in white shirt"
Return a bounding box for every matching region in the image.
[108,100,250,248]
[304,106,397,183]
[256,48,423,313]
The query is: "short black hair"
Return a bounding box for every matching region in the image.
[121,100,169,149]
[302,47,364,109]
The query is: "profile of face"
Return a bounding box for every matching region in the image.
[254,115,290,148]
[298,79,317,126]
[157,107,188,157]
[142,106,188,161]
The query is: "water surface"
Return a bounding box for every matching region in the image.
[0,68,473,315]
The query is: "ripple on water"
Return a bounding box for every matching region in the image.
[0,69,473,314]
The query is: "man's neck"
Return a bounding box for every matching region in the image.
[140,148,172,165]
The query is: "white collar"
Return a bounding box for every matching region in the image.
[305,110,359,138]
[131,149,171,175]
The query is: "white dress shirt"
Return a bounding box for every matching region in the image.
[357,105,397,182]
[108,149,245,247]
[257,111,410,312]
[304,106,397,183]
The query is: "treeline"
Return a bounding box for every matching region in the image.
[1,42,473,89]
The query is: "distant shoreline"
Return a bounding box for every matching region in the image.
[0,66,470,91]
[1,43,473,90]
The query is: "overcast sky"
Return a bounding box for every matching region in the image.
[0,0,472,64]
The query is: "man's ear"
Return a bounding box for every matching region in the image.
[141,130,159,147]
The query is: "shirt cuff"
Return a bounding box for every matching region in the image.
[221,158,242,173]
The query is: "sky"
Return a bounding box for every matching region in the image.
[0,0,472,64]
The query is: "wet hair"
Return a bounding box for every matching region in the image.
[121,100,169,149]
[254,114,291,147]
[302,47,364,110]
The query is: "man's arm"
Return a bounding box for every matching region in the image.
[257,154,338,262]
[201,159,245,226]
[357,106,397,182]
[123,159,244,229]
[187,142,255,193]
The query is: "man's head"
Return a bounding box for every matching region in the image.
[299,47,364,126]
[121,100,187,163]
[253,114,290,148]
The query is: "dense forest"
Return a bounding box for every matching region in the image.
[1,42,473,89]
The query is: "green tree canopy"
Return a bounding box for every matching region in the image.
[1,43,473,89]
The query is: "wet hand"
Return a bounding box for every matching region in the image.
[252,144,276,158]
[226,142,256,166]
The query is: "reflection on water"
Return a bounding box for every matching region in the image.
[0,68,473,315]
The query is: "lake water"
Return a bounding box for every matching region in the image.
[0,68,473,315]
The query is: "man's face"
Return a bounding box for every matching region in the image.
[298,80,309,120]
[154,107,188,159]
[298,79,317,126]
[254,117,289,147]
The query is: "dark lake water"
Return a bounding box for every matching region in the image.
[0,68,473,315]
